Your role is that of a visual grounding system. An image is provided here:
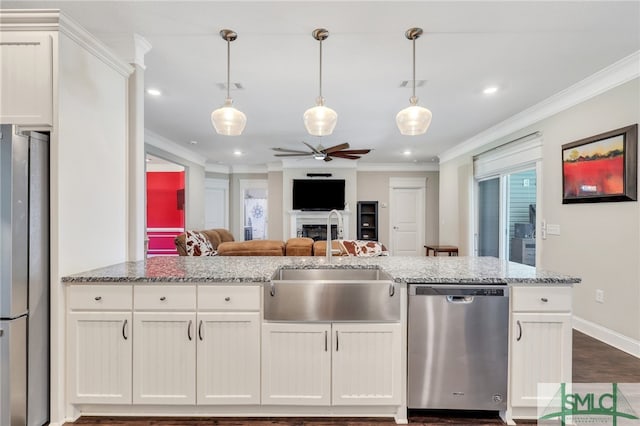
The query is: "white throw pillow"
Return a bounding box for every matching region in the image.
[185,231,216,256]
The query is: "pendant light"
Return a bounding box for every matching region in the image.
[396,27,432,136]
[304,28,337,136]
[211,29,246,136]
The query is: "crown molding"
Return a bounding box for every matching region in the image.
[100,33,152,69]
[267,162,283,172]
[204,163,231,174]
[0,9,133,77]
[144,129,207,167]
[439,50,640,164]
[281,158,358,169]
[357,162,439,172]
[231,164,269,174]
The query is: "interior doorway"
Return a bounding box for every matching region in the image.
[239,179,268,241]
[146,154,185,256]
[389,178,426,256]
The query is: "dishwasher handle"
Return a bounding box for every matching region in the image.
[446,295,474,304]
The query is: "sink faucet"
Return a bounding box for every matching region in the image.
[326,209,344,262]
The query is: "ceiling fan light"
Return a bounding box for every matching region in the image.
[304,98,337,136]
[396,97,432,136]
[211,98,247,136]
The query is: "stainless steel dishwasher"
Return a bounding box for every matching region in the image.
[408,284,509,411]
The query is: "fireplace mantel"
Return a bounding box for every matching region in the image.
[288,209,350,240]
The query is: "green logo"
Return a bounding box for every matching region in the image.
[539,383,639,425]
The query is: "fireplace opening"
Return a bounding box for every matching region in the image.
[301,224,337,241]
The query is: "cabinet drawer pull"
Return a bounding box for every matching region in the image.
[516,320,522,341]
[187,320,193,341]
[198,320,204,341]
[541,297,548,302]
[160,296,166,301]
[224,296,231,302]
[324,330,328,352]
[336,330,339,351]
[94,296,102,301]
[122,319,128,340]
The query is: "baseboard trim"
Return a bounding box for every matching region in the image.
[573,316,640,358]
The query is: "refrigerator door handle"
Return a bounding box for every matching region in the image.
[122,319,128,340]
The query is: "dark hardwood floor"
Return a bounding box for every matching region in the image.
[65,330,639,426]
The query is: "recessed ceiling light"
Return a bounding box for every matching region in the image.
[145,158,151,162]
[147,88,162,96]
[233,150,243,156]
[403,150,412,156]
[483,86,498,95]
[189,140,198,145]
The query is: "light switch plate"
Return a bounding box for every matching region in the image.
[547,224,561,235]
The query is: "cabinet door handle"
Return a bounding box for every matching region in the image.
[198,320,204,341]
[224,296,231,302]
[324,330,328,352]
[516,320,522,342]
[541,297,548,302]
[94,296,102,301]
[122,319,128,340]
[187,320,193,341]
[336,330,339,351]
[389,283,395,297]
[160,296,166,301]
[0,329,4,337]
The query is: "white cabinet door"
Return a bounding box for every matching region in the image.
[511,312,572,408]
[132,312,196,404]
[67,312,132,404]
[262,322,331,405]
[0,32,53,126]
[197,312,260,405]
[332,323,402,405]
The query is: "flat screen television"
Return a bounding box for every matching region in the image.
[292,179,345,211]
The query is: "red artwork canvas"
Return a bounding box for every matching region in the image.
[562,124,637,204]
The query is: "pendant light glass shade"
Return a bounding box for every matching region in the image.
[396,28,432,136]
[211,98,247,136]
[304,29,337,136]
[211,29,246,136]
[304,96,337,136]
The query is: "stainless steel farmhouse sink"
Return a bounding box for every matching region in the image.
[264,267,400,322]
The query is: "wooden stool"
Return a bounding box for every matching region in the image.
[424,245,459,256]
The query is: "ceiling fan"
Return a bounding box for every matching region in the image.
[272,142,371,162]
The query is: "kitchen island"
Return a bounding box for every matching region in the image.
[63,256,579,425]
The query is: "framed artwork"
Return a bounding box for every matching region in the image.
[562,124,637,204]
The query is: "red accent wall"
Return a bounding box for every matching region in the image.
[146,171,185,228]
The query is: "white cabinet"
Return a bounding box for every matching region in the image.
[510,286,572,416]
[0,32,53,126]
[197,312,260,404]
[262,322,332,405]
[132,312,197,404]
[261,322,402,406]
[332,323,401,405]
[67,285,132,404]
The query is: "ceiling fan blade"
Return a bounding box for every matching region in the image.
[330,153,361,160]
[302,141,322,154]
[337,149,371,155]
[274,153,311,157]
[323,143,350,154]
[272,147,311,154]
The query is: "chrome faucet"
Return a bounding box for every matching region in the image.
[326,209,344,262]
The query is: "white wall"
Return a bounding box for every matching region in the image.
[439,78,640,342]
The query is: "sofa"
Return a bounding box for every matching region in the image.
[175,229,387,257]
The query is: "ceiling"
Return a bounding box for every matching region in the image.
[5,1,640,167]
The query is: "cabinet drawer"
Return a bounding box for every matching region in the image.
[134,286,196,311]
[68,285,132,311]
[199,286,260,311]
[512,286,572,312]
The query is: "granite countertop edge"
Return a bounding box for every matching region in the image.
[61,256,581,285]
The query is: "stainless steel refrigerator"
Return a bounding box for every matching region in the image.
[0,125,49,426]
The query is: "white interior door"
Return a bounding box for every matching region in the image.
[205,178,228,229]
[389,178,425,256]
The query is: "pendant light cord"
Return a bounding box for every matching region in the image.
[226,38,231,99]
[319,38,323,99]
[412,36,416,99]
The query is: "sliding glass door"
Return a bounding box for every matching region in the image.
[475,168,537,266]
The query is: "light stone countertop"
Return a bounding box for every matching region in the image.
[62,255,580,285]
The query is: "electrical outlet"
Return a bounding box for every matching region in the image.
[595,289,604,304]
